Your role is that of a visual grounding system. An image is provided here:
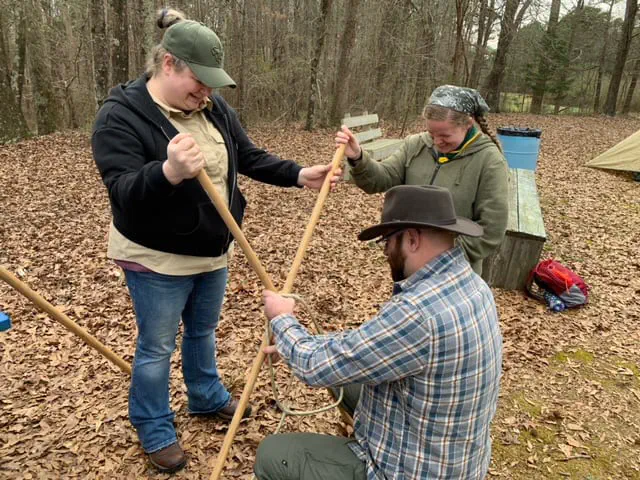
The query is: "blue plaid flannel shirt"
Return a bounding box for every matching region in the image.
[271,246,502,479]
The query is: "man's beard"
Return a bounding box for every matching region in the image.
[387,236,407,282]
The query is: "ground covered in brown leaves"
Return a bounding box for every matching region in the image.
[1,114,639,479]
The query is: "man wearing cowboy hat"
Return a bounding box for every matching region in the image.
[254,185,503,480]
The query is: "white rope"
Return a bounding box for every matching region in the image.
[251,293,347,480]
[265,293,344,422]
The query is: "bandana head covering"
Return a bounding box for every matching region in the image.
[428,85,489,116]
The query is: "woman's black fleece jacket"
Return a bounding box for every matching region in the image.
[92,75,302,258]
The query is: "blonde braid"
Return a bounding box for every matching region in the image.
[475,114,502,152]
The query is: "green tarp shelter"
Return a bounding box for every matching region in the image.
[586,130,640,174]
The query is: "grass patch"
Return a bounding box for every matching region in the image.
[552,348,595,365]
[615,360,640,377]
[512,392,543,418]
[553,447,616,479]
[493,352,640,478]
[528,425,557,445]
[492,427,624,479]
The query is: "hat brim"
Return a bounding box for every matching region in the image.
[188,63,236,89]
[358,218,483,241]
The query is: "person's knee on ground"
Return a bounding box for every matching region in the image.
[254,434,291,480]
[254,433,366,480]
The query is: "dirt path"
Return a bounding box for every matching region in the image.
[1,114,639,479]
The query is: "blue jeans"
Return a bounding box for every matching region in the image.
[124,268,231,453]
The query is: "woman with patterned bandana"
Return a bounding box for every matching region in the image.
[336,85,508,275]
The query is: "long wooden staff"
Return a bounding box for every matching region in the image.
[196,172,276,292]
[208,145,346,480]
[0,266,132,375]
[282,145,345,293]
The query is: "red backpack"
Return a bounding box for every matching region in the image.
[527,259,589,307]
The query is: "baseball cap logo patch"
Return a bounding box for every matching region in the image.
[211,45,222,64]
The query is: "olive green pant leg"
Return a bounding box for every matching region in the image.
[330,383,363,418]
[254,433,366,480]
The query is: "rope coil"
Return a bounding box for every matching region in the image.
[265,293,344,430]
[253,292,346,480]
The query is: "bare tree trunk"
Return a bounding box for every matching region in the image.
[482,0,497,47]
[482,0,532,111]
[91,0,109,107]
[0,5,29,141]
[451,0,470,83]
[622,57,640,114]
[553,0,584,114]
[60,4,82,129]
[374,1,397,105]
[468,0,488,89]
[235,3,248,124]
[111,0,129,85]
[28,0,61,135]
[305,0,333,131]
[593,0,615,113]
[414,7,436,113]
[604,0,637,116]
[330,0,362,126]
[15,3,27,105]
[470,0,497,88]
[529,0,561,114]
[130,0,149,75]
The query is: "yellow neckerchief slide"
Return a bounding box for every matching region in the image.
[437,129,481,164]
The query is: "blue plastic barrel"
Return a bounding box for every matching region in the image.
[497,127,542,170]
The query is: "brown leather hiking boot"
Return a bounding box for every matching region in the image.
[190,398,252,422]
[148,442,187,473]
[215,398,252,421]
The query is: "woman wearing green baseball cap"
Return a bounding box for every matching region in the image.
[336,85,508,275]
[92,8,340,473]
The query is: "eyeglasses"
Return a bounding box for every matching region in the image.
[375,228,405,248]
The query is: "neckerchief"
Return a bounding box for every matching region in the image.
[435,126,480,164]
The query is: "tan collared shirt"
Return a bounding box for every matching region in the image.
[107,91,233,275]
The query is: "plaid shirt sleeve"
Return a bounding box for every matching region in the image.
[270,296,432,387]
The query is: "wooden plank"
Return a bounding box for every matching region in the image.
[501,235,544,289]
[482,234,517,287]
[365,138,401,149]
[364,138,403,160]
[482,234,544,289]
[482,167,547,290]
[354,128,383,144]
[506,168,518,233]
[341,114,379,129]
[516,169,546,239]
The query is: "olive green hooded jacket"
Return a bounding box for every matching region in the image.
[350,132,509,274]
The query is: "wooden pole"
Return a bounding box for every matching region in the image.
[195,170,276,480]
[209,145,346,480]
[196,171,276,292]
[0,266,132,375]
[283,145,346,293]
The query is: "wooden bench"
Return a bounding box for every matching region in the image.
[341,113,402,181]
[482,168,547,290]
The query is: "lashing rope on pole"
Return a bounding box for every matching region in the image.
[266,293,344,422]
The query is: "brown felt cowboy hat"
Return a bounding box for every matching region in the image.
[358,185,483,241]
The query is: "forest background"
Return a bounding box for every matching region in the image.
[2,0,640,144]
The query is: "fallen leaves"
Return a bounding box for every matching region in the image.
[1,116,640,478]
